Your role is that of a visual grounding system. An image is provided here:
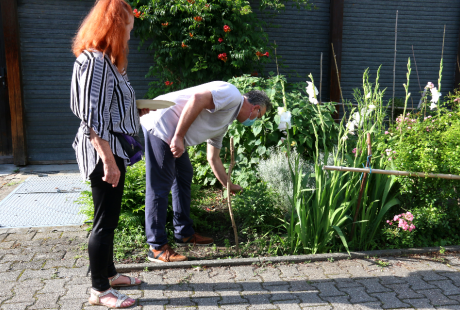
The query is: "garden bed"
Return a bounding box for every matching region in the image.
[106,186,290,264]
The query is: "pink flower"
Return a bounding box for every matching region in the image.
[454,98,460,102]
[385,131,389,135]
[388,157,392,161]
[393,215,400,221]
[425,82,434,89]
[432,120,435,123]
[428,115,432,118]
[409,224,416,232]
[352,148,357,154]
[218,37,223,43]
[396,127,399,130]
[398,219,409,230]
[223,25,231,32]
[424,117,427,121]
[405,212,414,221]
[393,151,396,154]
[407,127,411,129]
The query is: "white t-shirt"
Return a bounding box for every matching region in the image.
[140,81,243,149]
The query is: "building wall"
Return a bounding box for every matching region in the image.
[15,0,460,162]
[341,0,460,106]
[256,0,331,101]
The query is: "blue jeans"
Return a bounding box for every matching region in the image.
[143,126,195,249]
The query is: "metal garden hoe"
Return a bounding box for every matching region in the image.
[226,137,239,254]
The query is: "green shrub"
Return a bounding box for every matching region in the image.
[232,182,284,234]
[381,205,460,249]
[383,107,460,208]
[376,77,460,249]
[189,74,339,188]
[128,0,312,98]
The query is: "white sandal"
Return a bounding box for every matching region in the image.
[109,273,141,287]
[89,287,134,308]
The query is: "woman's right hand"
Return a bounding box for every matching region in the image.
[102,160,120,187]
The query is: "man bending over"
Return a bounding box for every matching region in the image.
[140,81,272,262]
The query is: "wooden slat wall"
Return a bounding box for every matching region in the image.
[255,0,331,101]
[17,0,154,162]
[340,0,460,105]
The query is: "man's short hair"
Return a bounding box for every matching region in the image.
[243,90,272,112]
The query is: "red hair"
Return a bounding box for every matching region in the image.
[72,0,133,73]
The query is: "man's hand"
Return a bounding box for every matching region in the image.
[138,108,154,117]
[102,160,121,187]
[170,135,185,158]
[229,183,243,194]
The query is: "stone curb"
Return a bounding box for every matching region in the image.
[115,245,460,272]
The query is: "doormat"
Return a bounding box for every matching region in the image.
[0,175,90,228]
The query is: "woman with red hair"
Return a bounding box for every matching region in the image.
[70,0,149,307]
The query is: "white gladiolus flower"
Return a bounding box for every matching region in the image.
[341,135,348,141]
[346,121,356,135]
[430,87,441,103]
[309,97,318,105]
[306,81,319,98]
[366,92,371,99]
[368,104,376,111]
[352,112,362,126]
[277,108,292,131]
[346,122,355,131]
[430,102,437,110]
[425,82,434,89]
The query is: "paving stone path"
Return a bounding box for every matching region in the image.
[1,226,460,309]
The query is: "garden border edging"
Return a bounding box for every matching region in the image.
[115,245,460,272]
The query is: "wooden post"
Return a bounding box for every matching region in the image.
[455,20,460,89]
[392,11,399,124]
[329,0,344,121]
[1,0,27,166]
[351,133,372,237]
[226,137,239,253]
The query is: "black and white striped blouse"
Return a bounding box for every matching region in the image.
[70,50,139,180]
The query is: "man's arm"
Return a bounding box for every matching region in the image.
[207,143,242,193]
[171,90,214,158]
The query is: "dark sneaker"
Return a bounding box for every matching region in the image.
[147,244,187,263]
[176,233,214,247]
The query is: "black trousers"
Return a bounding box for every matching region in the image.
[88,156,126,291]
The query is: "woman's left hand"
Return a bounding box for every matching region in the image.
[138,108,154,117]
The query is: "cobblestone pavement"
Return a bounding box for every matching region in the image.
[1,226,460,309]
